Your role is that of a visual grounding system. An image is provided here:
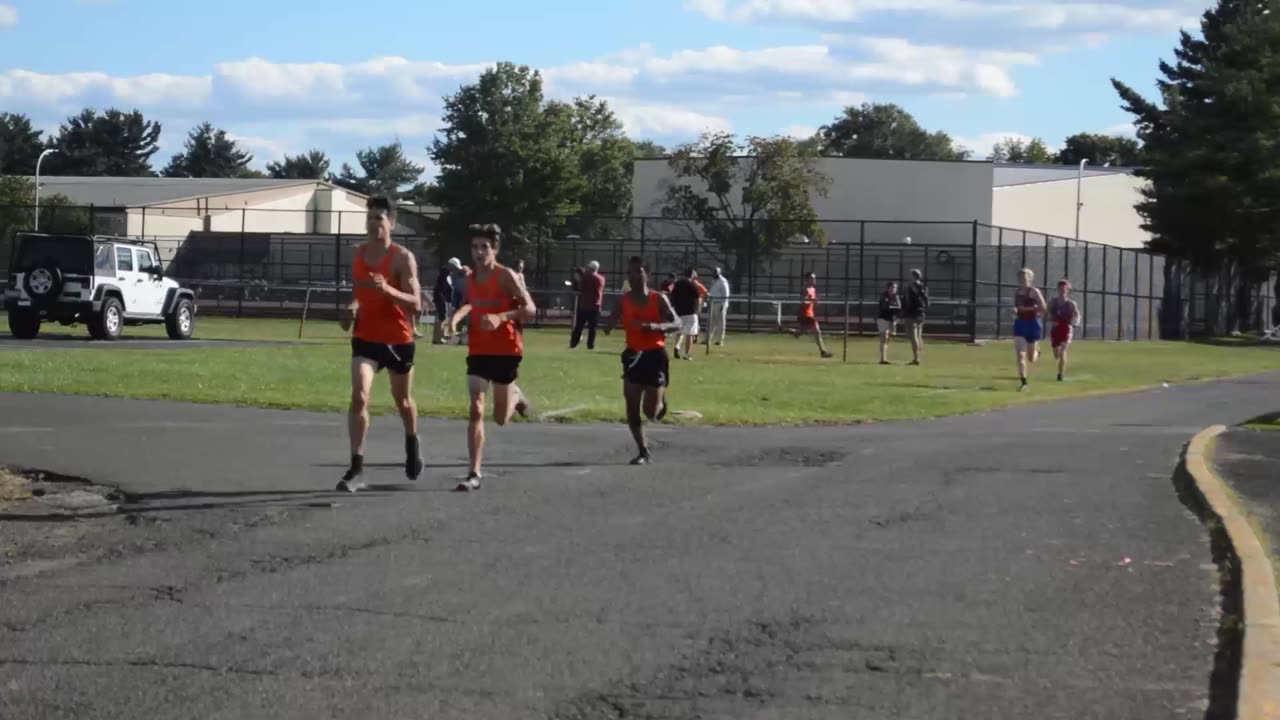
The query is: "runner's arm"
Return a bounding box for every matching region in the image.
[377,252,422,312]
[500,268,537,322]
[1034,288,1048,314]
[648,293,683,333]
[449,303,471,332]
[603,294,623,335]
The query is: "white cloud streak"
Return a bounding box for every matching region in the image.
[0,5,16,29]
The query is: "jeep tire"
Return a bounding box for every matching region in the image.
[7,309,40,339]
[166,298,194,340]
[22,265,64,308]
[90,297,124,341]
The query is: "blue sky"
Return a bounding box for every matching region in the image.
[0,0,1206,176]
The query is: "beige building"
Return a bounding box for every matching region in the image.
[632,158,1150,249]
[32,176,425,239]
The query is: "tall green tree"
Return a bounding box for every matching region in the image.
[989,136,1055,164]
[1112,0,1280,334]
[632,140,666,158]
[1055,132,1143,166]
[333,142,424,199]
[162,122,255,178]
[428,62,634,252]
[660,131,831,283]
[0,113,46,175]
[267,150,331,180]
[819,103,969,160]
[45,108,161,177]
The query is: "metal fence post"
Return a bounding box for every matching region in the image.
[969,220,979,342]
[857,221,865,336]
[996,228,1004,339]
[1101,246,1108,340]
[1116,250,1124,340]
[1148,252,1155,340]
[1082,242,1089,339]
[89,203,96,234]
[237,208,246,319]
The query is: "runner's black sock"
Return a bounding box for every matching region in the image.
[405,434,422,479]
[351,454,363,472]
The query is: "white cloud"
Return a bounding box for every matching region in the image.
[691,0,1200,36]
[1100,121,1137,137]
[226,133,291,163]
[0,69,211,107]
[605,97,733,136]
[782,124,819,139]
[0,4,15,29]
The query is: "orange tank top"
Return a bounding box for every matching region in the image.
[467,264,523,356]
[352,244,414,345]
[622,291,665,351]
[800,286,817,319]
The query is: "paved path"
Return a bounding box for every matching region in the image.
[1212,426,1280,592]
[1,375,1279,720]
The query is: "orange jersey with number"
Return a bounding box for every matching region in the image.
[352,244,414,345]
[622,291,665,351]
[467,264,523,356]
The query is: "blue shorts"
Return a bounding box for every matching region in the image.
[1012,318,1042,343]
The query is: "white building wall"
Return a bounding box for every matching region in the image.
[992,174,1151,249]
[632,157,993,247]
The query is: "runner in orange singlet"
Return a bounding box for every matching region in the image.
[781,272,834,358]
[605,256,681,464]
[337,197,424,493]
[448,224,536,491]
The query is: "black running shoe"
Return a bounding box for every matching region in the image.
[630,450,652,465]
[515,398,533,419]
[656,398,669,421]
[405,435,423,480]
[336,467,366,493]
[1057,373,1064,382]
[455,472,481,492]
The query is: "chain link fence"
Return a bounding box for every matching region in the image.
[2,203,1274,340]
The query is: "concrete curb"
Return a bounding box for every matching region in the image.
[1185,425,1280,720]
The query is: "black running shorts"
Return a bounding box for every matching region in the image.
[621,347,669,388]
[352,338,416,375]
[466,354,522,385]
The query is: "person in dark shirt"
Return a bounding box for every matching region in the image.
[659,273,676,295]
[431,264,454,344]
[669,268,707,359]
[902,269,929,365]
[571,260,605,350]
[877,281,902,365]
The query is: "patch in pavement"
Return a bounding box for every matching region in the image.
[712,446,847,468]
[551,616,933,720]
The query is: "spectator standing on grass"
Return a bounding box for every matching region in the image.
[902,269,929,365]
[708,267,730,346]
[877,281,902,365]
[669,268,708,360]
[571,260,605,350]
[431,264,454,344]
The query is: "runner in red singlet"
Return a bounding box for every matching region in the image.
[337,196,424,493]
[605,256,681,464]
[448,223,536,491]
[781,272,834,358]
[1048,278,1081,382]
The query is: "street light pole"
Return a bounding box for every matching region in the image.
[1074,158,1088,241]
[34,148,59,232]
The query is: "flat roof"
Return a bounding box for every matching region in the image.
[28,176,344,207]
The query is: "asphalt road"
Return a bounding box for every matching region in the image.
[2,375,1279,720]
[1212,427,1280,595]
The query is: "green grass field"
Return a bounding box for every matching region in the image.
[1,313,1277,425]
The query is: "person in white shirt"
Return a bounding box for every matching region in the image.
[708,267,730,346]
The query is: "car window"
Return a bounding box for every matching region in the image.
[94,244,113,272]
[115,246,134,272]
[136,249,155,273]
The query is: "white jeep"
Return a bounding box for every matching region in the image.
[4,232,196,341]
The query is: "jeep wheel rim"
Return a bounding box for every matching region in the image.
[29,269,53,295]
[179,307,191,334]
[106,307,120,334]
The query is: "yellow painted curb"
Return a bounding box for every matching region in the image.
[1186,425,1280,720]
